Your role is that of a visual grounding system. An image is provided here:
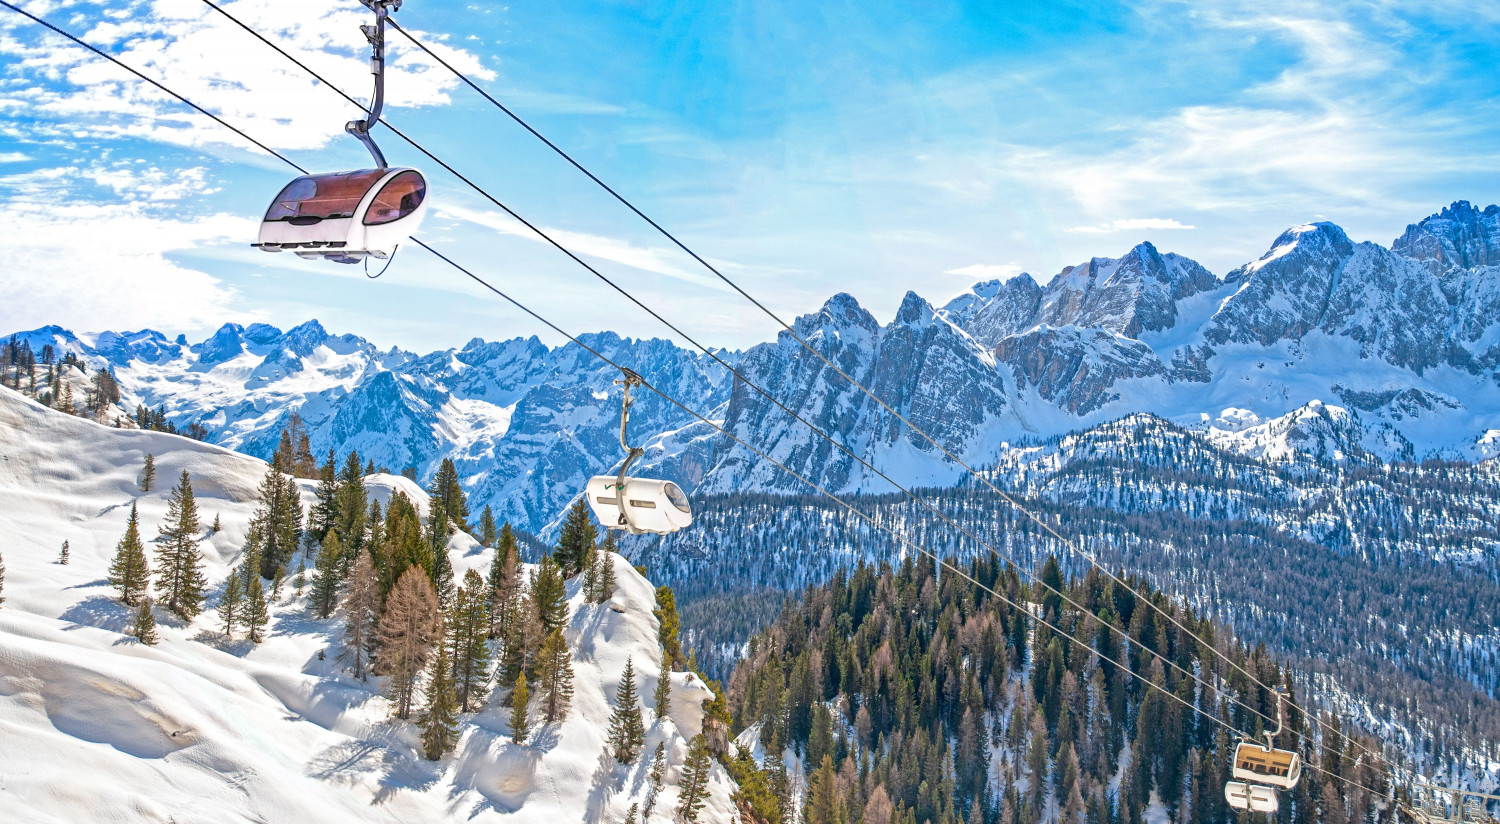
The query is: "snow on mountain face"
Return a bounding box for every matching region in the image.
[0,385,738,822]
[14,199,1500,525]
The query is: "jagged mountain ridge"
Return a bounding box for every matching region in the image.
[12,199,1500,532]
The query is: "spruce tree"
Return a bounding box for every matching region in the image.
[654,585,684,668]
[293,560,306,596]
[487,522,517,594]
[532,555,568,635]
[426,458,469,534]
[448,569,492,712]
[607,656,646,763]
[478,505,497,547]
[676,734,713,823]
[109,502,150,605]
[596,535,617,603]
[536,627,574,722]
[496,582,528,696]
[133,597,158,645]
[310,530,343,619]
[804,753,842,824]
[140,453,155,492]
[420,650,459,760]
[509,671,531,745]
[244,575,269,644]
[653,649,672,718]
[248,458,304,580]
[430,524,455,606]
[310,450,339,540]
[487,540,519,639]
[217,574,243,638]
[155,470,206,618]
[377,566,440,718]
[58,540,69,565]
[340,549,381,680]
[645,743,666,818]
[553,498,596,578]
[333,451,367,562]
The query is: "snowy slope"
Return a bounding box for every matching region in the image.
[0,385,737,822]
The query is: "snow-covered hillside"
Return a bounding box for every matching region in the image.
[0,385,737,823]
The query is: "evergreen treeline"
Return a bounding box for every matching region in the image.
[727,555,1394,824]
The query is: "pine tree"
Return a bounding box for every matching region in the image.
[487,522,517,593]
[426,458,469,534]
[596,532,618,603]
[310,530,343,619]
[532,555,568,634]
[294,560,306,596]
[805,753,844,824]
[133,597,158,645]
[248,458,304,580]
[582,543,601,602]
[553,498,596,578]
[430,524,455,606]
[109,502,150,605]
[217,573,243,638]
[478,505,497,547]
[155,470,206,618]
[421,650,460,760]
[377,566,440,718]
[509,671,531,745]
[244,575,269,644]
[496,581,529,695]
[622,803,639,824]
[676,734,713,823]
[536,627,574,723]
[607,656,646,763]
[448,569,492,712]
[654,649,672,718]
[340,549,381,680]
[645,742,667,818]
[654,585,684,668]
[58,540,69,565]
[310,450,339,540]
[140,453,155,492]
[212,513,221,533]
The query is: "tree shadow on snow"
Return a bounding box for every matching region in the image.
[584,746,622,824]
[64,577,110,591]
[305,718,444,803]
[59,595,131,634]
[190,629,257,657]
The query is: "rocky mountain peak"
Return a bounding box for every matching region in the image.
[1392,200,1500,273]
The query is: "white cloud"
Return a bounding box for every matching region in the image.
[0,151,28,163]
[943,263,1026,280]
[1068,218,1196,234]
[0,0,495,154]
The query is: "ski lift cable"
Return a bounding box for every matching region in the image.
[384,11,1398,775]
[3,1,1396,794]
[188,0,1360,755]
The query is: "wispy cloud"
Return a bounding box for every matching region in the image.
[1068,218,1196,234]
[943,263,1027,280]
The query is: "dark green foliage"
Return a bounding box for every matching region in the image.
[426,458,469,534]
[133,598,158,645]
[218,574,242,638]
[553,498,595,578]
[154,471,206,618]
[140,453,155,492]
[607,656,645,763]
[448,569,492,712]
[675,734,712,823]
[247,456,303,580]
[310,530,343,619]
[310,450,338,541]
[653,585,684,669]
[653,649,672,718]
[531,555,568,635]
[244,575,269,644]
[478,505,497,547]
[487,522,517,594]
[420,650,459,760]
[109,502,150,605]
[333,452,367,562]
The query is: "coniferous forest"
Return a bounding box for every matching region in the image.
[726,555,1394,824]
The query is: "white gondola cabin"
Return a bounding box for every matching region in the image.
[1232,741,1302,790]
[254,167,428,263]
[585,475,693,535]
[1226,782,1279,814]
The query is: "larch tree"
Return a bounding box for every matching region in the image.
[310,529,343,619]
[675,734,713,823]
[607,656,646,763]
[140,453,155,492]
[448,569,492,712]
[804,753,843,824]
[217,574,243,638]
[509,671,530,745]
[487,540,520,639]
[495,579,529,697]
[155,470,206,618]
[535,627,574,723]
[244,575,270,644]
[109,502,150,606]
[340,549,381,680]
[377,566,440,719]
[420,650,459,760]
[552,498,596,578]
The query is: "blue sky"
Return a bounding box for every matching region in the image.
[1,0,1498,352]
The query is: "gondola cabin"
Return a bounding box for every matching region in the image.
[584,475,693,535]
[255,167,428,263]
[1232,741,1302,790]
[1225,782,1279,814]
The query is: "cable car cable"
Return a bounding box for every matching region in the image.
[189,0,1359,755]
[2,2,1402,798]
[384,13,1401,776]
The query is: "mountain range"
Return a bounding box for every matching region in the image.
[11,200,1500,533]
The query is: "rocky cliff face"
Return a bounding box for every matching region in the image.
[15,200,1500,531]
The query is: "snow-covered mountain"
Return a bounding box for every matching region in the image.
[13,200,1500,531]
[0,385,738,822]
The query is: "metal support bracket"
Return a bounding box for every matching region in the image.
[613,368,645,534]
[345,0,403,168]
